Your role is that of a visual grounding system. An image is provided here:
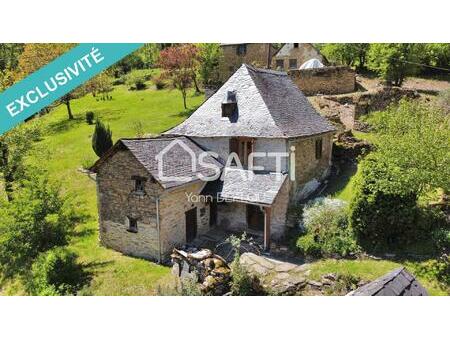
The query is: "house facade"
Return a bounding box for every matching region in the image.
[92,64,335,262]
[272,43,325,71]
[218,43,276,82]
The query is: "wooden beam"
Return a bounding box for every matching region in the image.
[264,207,271,251]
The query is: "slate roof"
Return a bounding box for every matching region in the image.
[274,43,322,59]
[202,167,287,205]
[348,267,428,296]
[165,64,335,139]
[91,136,223,189]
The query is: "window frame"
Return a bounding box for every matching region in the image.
[275,59,284,70]
[127,216,138,233]
[131,175,147,194]
[289,58,298,70]
[236,44,247,56]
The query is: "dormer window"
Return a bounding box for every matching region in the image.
[222,89,237,118]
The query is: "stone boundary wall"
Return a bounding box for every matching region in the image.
[289,66,355,96]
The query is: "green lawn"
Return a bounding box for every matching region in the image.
[21,83,204,295]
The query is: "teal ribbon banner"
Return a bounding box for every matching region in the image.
[0,43,143,135]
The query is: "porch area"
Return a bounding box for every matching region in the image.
[201,167,289,252]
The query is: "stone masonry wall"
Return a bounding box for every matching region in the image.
[288,133,333,198]
[159,181,210,256]
[219,44,273,82]
[289,66,355,96]
[270,178,290,239]
[96,150,163,260]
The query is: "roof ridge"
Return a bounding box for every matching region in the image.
[243,63,287,76]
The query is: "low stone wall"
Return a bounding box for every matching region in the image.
[289,66,355,96]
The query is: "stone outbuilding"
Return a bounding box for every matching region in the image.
[272,43,326,71]
[92,64,335,262]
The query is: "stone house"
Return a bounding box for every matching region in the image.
[218,43,276,82]
[91,64,335,262]
[272,43,325,71]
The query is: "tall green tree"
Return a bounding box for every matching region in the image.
[367,43,419,86]
[320,43,369,70]
[197,43,223,87]
[0,121,41,201]
[92,120,113,157]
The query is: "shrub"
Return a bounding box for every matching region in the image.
[125,70,147,90]
[432,228,450,254]
[412,255,450,287]
[85,111,95,125]
[27,248,86,295]
[226,233,263,296]
[92,119,113,157]
[0,171,78,279]
[296,198,360,258]
[153,75,166,90]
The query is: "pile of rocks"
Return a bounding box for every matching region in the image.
[171,248,231,295]
[333,130,373,160]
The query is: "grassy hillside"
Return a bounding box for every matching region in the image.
[19,83,204,295]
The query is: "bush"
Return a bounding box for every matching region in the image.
[296,198,360,258]
[125,70,147,90]
[412,255,450,287]
[432,228,450,254]
[27,248,86,295]
[92,119,113,157]
[0,171,78,279]
[153,75,166,90]
[85,111,95,125]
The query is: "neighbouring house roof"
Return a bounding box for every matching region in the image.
[348,267,428,296]
[274,43,322,59]
[299,58,325,70]
[90,136,223,190]
[165,64,335,139]
[202,167,287,205]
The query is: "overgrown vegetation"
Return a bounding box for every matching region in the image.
[350,99,449,252]
[27,247,87,295]
[296,198,360,258]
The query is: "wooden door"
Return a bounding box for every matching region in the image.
[209,200,217,227]
[246,204,264,232]
[185,208,197,242]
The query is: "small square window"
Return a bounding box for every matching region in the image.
[315,138,323,160]
[276,59,284,70]
[289,59,298,69]
[127,216,138,233]
[132,176,147,193]
[294,43,299,48]
[236,44,247,56]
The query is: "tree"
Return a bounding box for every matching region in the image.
[417,43,450,74]
[158,44,200,109]
[92,120,113,157]
[0,121,41,201]
[197,43,223,87]
[0,170,77,279]
[85,72,114,99]
[367,43,419,86]
[349,100,450,250]
[15,43,91,119]
[320,43,369,71]
[0,43,24,72]
[367,99,450,194]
